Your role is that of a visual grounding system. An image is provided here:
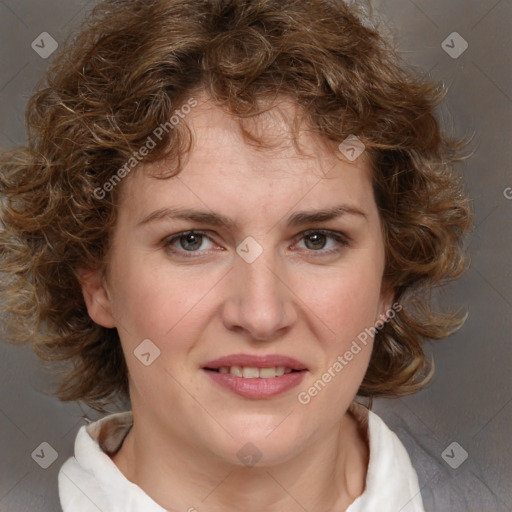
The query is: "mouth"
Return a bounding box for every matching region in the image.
[204,366,302,379]
[202,354,308,399]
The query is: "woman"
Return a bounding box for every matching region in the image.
[0,1,472,510]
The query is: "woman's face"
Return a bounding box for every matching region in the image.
[83,98,392,467]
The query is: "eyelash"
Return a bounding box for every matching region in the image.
[162,229,350,258]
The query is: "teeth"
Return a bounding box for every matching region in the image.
[259,367,278,378]
[242,367,260,378]
[230,366,243,377]
[216,366,294,378]
[276,366,285,376]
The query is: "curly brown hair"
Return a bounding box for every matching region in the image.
[0,0,472,410]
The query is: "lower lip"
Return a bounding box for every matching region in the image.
[204,370,307,399]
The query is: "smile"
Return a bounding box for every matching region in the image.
[209,366,296,378]
[202,354,308,399]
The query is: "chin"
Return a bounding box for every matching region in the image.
[204,416,310,467]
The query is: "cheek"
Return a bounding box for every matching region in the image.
[299,260,385,343]
[107,250,218,346]
[106,254,214,398]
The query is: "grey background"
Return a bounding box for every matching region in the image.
[0,1,511,511]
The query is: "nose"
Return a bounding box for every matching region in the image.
[220,246,298,342]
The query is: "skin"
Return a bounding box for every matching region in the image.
[81,95,393,512]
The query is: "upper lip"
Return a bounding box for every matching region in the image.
[203,354,308,371]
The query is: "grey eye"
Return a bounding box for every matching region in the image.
[177,233,205,251]
[303,233,328,250]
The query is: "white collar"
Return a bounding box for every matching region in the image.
[59,411,166,512]
[347,405,424,512]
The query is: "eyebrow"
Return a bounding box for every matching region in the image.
[137,204,367,229]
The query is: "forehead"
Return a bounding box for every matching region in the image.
[120,96,375,222]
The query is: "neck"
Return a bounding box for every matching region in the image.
[112,407,368,512]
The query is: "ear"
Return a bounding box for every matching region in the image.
[78,268,117,328]
[375,283,396,327]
